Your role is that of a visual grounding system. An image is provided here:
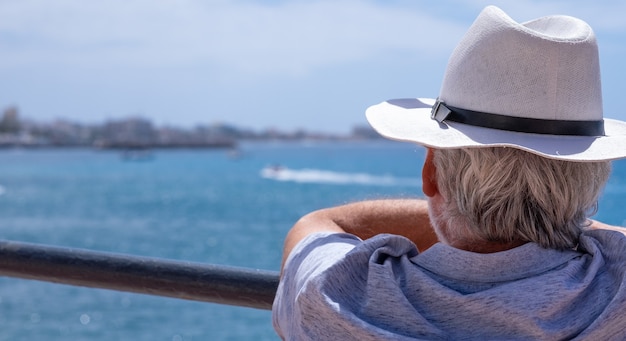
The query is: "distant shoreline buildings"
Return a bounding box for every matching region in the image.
[0,106,381,149]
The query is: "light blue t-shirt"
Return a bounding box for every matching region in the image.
[272,229,626,340]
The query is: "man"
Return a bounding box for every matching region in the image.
[273,6,626,340]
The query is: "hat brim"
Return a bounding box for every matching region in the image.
[366,98,626,162]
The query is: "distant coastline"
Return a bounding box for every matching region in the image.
[0,106,381,149]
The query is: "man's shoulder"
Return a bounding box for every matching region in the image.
[581,228,626,261]
[582,227,626,241]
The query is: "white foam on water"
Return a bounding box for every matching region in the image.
[260,166,419,187]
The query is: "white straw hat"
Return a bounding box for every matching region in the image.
[366,6,626,161]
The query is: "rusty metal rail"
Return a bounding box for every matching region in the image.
[0,239,279,310]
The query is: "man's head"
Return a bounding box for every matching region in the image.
[365,6,626,250]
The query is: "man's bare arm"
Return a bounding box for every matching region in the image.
[589,219,626,236]
[282,199,437,269]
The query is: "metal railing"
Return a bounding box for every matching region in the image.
[0,239,279,310]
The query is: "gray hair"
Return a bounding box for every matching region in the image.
[432,147,611,249]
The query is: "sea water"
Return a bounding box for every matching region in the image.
[0,141,624,340]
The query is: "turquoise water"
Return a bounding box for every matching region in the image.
[0,142,624,340]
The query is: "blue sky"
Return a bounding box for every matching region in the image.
[1,0,625,133]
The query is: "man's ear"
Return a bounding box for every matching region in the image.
[422,148,439,197]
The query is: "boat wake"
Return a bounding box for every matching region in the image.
[260,166,420,187]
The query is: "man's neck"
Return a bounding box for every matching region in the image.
[451,239,527,253]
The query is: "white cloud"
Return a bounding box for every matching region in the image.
[3,0,624,77]
[0,0,466,76]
